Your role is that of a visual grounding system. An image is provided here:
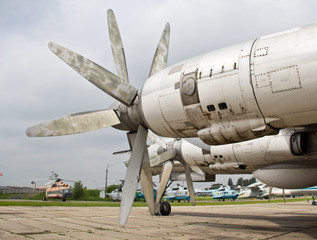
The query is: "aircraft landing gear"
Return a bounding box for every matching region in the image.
[157,201,171,216]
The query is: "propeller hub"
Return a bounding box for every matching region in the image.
[113,96,148,132]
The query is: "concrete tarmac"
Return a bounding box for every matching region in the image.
[0,201,316,239]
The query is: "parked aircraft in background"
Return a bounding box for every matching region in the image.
[261,186,317,199]
[31,178,73,201]
[107,188,122,202]
[211,186,239,201]
[238,182,263,198]
[165,185,191,202]
[238,182,317,199]
[195,188,218,197]
[135,189,157,202]
[106,188,158,202]
[27,9,317,225]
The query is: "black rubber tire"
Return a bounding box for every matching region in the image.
[43,197,47,201]
[62,197,66,202]
[159,201,171,216]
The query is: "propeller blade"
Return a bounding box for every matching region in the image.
[184,162,196,206]
[148,130,167,149]
[150,148,177,167]
[26,109,120,137]
[48,42,137,106]
[155,160,173,206]
[119,125,148,226]
[148,23,170,77]
[140,148,155,215]
[189,165,204,175]
[107,9,129,83]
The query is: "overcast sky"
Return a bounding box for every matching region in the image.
[1,0,317,189]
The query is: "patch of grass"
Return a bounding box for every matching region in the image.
[24,192,46,200]
[0,192,43,200]
[0,200,151,207]
[195,196,213,201]
[0,197,310,207]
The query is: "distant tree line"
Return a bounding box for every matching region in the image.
[234,177,257,187]
[206,177,257,190]
[227,178,234,186]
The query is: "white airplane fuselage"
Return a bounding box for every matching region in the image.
[139,25,317,146]
[261,186,317,198]
[29,9,317,224]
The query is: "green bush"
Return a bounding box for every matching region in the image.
[106,184,122,193]
[72,181,85,199]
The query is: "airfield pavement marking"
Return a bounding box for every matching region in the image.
[0,201,316,239]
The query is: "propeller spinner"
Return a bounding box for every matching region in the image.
[26,9,170,225]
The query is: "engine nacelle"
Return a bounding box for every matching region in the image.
[291,131,317,155]
[253,164,317,189]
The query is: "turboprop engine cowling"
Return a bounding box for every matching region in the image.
[253,164,317,189]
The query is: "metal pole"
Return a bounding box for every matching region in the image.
[268,186,272,203]
[283,189,285,204]
[105,164,109,193]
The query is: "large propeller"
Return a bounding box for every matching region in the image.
[48,42,137,107]
[107,9,129,83]
[26,109,120,137]
[26,9,170,225]
[148,132,199,208]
